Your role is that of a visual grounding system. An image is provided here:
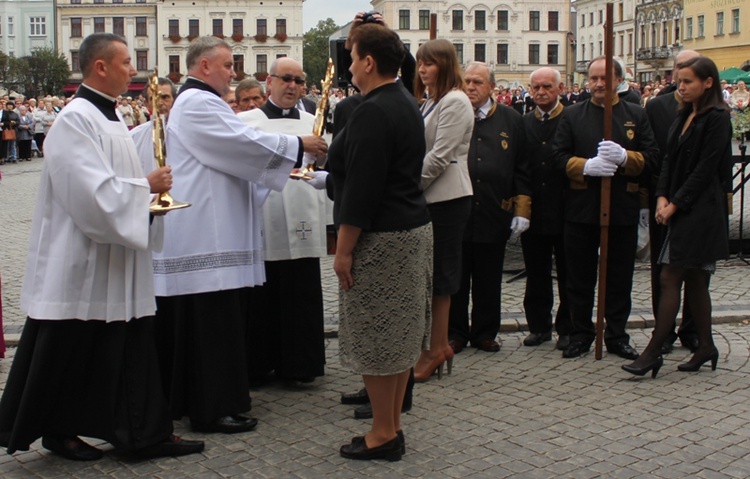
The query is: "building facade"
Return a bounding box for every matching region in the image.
[0,0,54,58]
[371,0,572,88]
[157,0,304,86]
[56,0,158,94]
[682,0,750,72]
[634,0,683,84]
[573,0,638,84]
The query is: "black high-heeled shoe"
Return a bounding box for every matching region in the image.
[677,348,719,372]
[622,355,664,379]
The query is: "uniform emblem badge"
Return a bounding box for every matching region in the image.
[627,129,634,140]
[501,139,508,150]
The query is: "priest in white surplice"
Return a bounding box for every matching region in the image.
[152,36,328,434]
[238,57,328,385]
[0,33,204,461]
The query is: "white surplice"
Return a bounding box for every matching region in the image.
[21,97,161,322]
[152,87,298,296]
[238,109,328,261]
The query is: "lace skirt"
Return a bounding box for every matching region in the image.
[339,223,433,375]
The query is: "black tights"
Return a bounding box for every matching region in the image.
[636,265,715,365]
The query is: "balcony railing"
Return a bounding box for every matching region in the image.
[636,46,672,61]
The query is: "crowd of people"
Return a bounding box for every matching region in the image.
[0,11,737,465]
[0,95,63,165]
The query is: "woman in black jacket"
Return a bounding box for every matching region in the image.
[623,56,732,378]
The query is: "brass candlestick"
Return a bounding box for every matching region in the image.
[291,58,334,180]
[147,68,191,213]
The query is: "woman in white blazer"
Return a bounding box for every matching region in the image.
[413,39,474,382]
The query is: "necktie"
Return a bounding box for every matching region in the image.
[542,112,549,123]
[475,109,482,120]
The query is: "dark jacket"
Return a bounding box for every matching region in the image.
[655,105,732,265]
[553,97,659,226]
[522,103,567,235]
[464,101,531,243]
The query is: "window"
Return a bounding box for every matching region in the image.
[662,21,668,45]
[257,19,267,36]
[698,15,704,37]
[599,10,603,24]
[419,10,429,30]
[113,0,123,3]
[530,11,540,31]
[233,19,243,36]
[403,43,411,54]
[113,17,124,37]
[640,24,646,47]
[732,9,740,33]
[399,10,410,30]
[549,11,559,31]
[674,20,680,42]
[136,17,147,37]
[547,44,558,64]
[71,0,80,3]
[452,10,463,30]
[529,44,540,64]
[136,0,146,3]
[589,13,594,26]
[169,19,179,36]
[71,51,80,72]
[590,43,594,58]
[169,55,180,74]
[475,10,486,31]
[276,18,286,35]
[497,43,508,64]
[94,0,103,4]
[94,17,105,33]
[618,3,624,22]
[498,10,508,30]
[233,54,244,74]
[582,44,586,60]
[189,19,199,37]
[619,34,624,56]
[71,17,82,38]
[651,23,656,47]
[580,13,585,28]
[29,16,46,36]
[599,40,603,55]
[717,12,724,35]
[256,54,267,73]
[628,33,633,54]
[136,50,148,71]
[453,43,463,63]
[212,19,223,36]
[474,44,485,62]
[7,16,13,36]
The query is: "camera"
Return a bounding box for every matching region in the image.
[361,11,380,24]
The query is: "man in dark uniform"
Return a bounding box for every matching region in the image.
[448,61,532,353]
[554,56,659,359]
[520,67,571,349]
[644,50,701,354]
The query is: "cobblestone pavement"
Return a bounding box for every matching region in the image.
[2,157,750,477]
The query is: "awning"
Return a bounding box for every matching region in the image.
[63,83,81,94]
[128,82,146,92]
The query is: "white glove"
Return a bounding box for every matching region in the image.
[510,216,530,235]
[639,208,649,229]
[305,170,329,190]
[583,156,617,177]
[597,140,627,166]
[302,153,317,169]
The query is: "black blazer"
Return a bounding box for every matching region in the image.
[655,105,732,265]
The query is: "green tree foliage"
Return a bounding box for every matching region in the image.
[21,47,71,98]
[303,18,339,90]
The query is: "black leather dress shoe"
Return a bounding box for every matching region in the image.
[523,332,552,346]
[42,435,103,461]
[448,339,467,354]
[556,335,570,351]
[136,435,205,459]
[679,335,700,353]
[562,341,591,358]
[474,339,501,352]
[192,415,258,433]
[340,435,402,461]
[341,388,369,405]
[607,342,640,360]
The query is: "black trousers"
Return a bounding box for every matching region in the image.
[247,257,326,380]
[564,222,637,347]
[521,232,571,336]
[449,241,506,344]
[649,213,697,341]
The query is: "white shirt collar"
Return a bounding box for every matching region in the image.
[475,98,492,119]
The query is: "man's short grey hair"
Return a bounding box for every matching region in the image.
[236,78,264,96]
[529,67,562,85]
[186,36,230,70]
[464,61,495,86]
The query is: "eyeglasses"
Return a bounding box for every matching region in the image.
[270,74,306,85]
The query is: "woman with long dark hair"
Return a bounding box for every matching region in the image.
[622,56,732,378]
[413,39,474,381]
